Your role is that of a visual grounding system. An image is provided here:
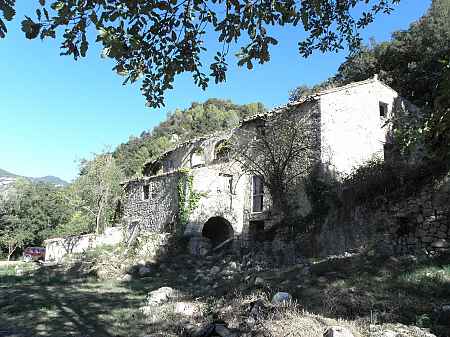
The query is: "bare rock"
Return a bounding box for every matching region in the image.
[175,302,198,317]
[138,266,152,277]
[215,324,237,337]
[271,292,292,305]
[254,277,265,286]
[146,286,176,305]
[323,326,354,337]
[210,266,221,274]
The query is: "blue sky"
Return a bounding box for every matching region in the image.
[0,0,431,182]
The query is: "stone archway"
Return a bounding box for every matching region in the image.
[202,216,234,246]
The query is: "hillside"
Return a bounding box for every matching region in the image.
[0,168,17,177]
[0,168,68,195]
[113,98,266,177]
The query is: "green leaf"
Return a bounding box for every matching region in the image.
[80,40,88,57]
[21,18,41,39]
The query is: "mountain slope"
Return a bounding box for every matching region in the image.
[31,176,68,186]
[0,168,17,177]
[0,169,68,195]
[113,98,266,177]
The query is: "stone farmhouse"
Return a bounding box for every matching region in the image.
[122,76,417,252]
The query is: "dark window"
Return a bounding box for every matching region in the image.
[379,102,388,117]
[143,185,150,200]
[252,176,264,213]
[218,173,233,194]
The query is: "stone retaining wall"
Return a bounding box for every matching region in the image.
[318,173,450,256]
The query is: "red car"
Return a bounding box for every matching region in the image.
[22,247,46,262]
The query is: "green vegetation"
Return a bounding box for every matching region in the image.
[0,152,124,259]
[2,0,401,107]
[291,0,450,160]
[0,179,72,260]
[177,168,205,231]
[1,249,448,337]
[114,99,265,177]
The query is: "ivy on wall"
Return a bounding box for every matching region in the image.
[177,168,206,233]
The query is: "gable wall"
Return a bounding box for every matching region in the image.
[320,81,398,175]
[123,173,180,231]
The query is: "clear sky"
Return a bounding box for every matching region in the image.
[0,0,431,182]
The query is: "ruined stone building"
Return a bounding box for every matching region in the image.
[122,77,416,251]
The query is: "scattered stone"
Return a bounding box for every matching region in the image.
[271,292,292,305]
[120,274,133,282]
[175,302,198,317]
[323,326,354,337]
[189,236,213,256]
[190,323,215,337]
[318,276,327,283]
[379,331,398,337]
[254,277,265,286]
[215,324,236,337]
[138,266,152,277]
[146,286,176,305]
[248,299,268,318]
[436,304,450,325]
[431,239,449,249]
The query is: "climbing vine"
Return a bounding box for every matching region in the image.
[177,168,206,232]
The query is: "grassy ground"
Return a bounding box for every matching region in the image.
[0,251,449,337]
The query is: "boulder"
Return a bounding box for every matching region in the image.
[138,266,152,277]
[146,286,176,305]
[228,261,238,270]
[215,324,237,337]
[436,304,450,325]
[431,239,449,249]
[271,292,292,305]
[189,236,213,256]
[210,266,221,274]
[323,326,354,337]
[254,277,265,286]
[379,331,398,337]
[120,274,133,282]
[174,302,198,316]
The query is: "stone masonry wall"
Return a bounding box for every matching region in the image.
[318,173,450,256]
[45,227,123,262]
[123,172,180,231]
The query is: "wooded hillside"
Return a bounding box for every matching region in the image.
[113,99,265,177]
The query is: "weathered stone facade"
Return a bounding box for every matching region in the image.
[318,174,450,256]
[122,77,419,251]
[123,172,180,232]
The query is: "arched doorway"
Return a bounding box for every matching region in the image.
[202,216,234,246]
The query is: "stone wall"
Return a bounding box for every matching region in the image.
[318,173,450,256]
[44,227,123,262]
[123,172,180,231]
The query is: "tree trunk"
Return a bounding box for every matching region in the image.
[95,198,103,234]
[7,243,15,261]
